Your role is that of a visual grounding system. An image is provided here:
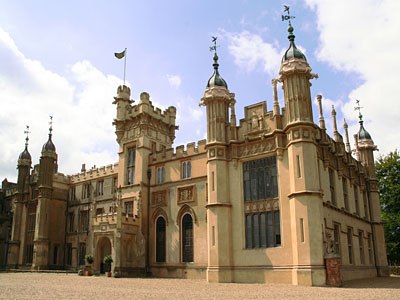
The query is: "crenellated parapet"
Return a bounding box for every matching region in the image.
[150,140,206,164]
[113,85,178,147]
[70,163,119,183]
[237,101,276,140]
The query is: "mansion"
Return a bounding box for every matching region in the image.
[0,21,389,286]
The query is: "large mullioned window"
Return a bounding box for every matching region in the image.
[243,156,280,248]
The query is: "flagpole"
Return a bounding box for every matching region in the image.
[123,48,127,85]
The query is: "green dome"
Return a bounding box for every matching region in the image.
[357,122,372,140]
[207,53,228,88]
[282,25,307,62]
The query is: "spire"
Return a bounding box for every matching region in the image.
[18,125,32,161]
[42,115,56,153]
[206,36,228,88]
[331,105,339,141]
[343,119,351,153]
[281,6,307,62]
[272,78,281,116]
[316,95,325,129]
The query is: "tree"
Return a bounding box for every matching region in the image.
[376,150,400,265]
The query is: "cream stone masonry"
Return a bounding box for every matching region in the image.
[2,19,388,286]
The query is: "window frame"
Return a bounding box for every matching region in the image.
[126,146,136,185]
[155,216,167,263]
[181,161,192,179]
[181,213,194,262]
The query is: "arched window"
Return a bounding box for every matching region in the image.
[181,214,193,262]
[155,217,166,262]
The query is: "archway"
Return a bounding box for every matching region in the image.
[96,237,112,274]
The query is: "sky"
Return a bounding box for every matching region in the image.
[1,0,399,183]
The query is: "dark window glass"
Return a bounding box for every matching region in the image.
[156,217,166,262]
[182,214,193,262]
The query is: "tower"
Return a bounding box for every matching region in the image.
[112,85,177,273]
[354,111,389,276]
[200,38,236,282]
[32,118,57,269]
[279,17,324,285]
[8,127,32,267]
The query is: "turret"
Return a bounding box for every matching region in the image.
[279,19,318,124]
[200,39,235,144]
[33,117,57,269]
[279,8,325,286]
[353,102,389,276]
[354,111,377,174]
[8,127,32,267]
[17,126,32,195]
[200,37,235,283]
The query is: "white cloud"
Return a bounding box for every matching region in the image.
[166,74,181,89]
[0,27,120,182]
[223,30,281,75]
[306,0,400,155]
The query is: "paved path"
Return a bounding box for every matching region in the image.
[0,273,399,299]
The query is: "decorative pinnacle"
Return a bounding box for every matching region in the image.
[24,125,30,148]
[49,115,53,136]
[354,99,363,122]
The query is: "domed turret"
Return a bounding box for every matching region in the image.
[18,126,32,165]
[282,24,307,62]
[357,114,372,141]
[42,116,56,153]
[19,146,31,161]
[42,135,56,152]
[207,52,228,89]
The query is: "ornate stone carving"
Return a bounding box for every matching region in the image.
[236,139,276,158]
[177,185,195,205]
[151,190,167,207]
[244,198,279,214]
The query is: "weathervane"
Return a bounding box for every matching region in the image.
[49,115,53,134]
[24,125,30,146]
[282,5,295,25]
[209,36,219,54]
[354,99,363,119]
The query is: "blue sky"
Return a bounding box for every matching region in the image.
[1,0,399,182]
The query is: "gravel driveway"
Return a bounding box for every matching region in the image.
[0,273,399,299]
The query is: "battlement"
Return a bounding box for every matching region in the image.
[151,140,206,163]
[70,163,119,183]
[127,92,177,121]
[115,85,131,101]
[53,172,70,183]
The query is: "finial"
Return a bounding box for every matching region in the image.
[331,105,339,141]
[24,125,30,148]
[209,36,220,70]
[49,115,53,136]
[209,36,218,54]
[354,99,363,123]
[316,95,325,129]
[343,119,351,153]
[282,5,296,41]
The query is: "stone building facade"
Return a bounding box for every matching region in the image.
[2,22,388,285]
